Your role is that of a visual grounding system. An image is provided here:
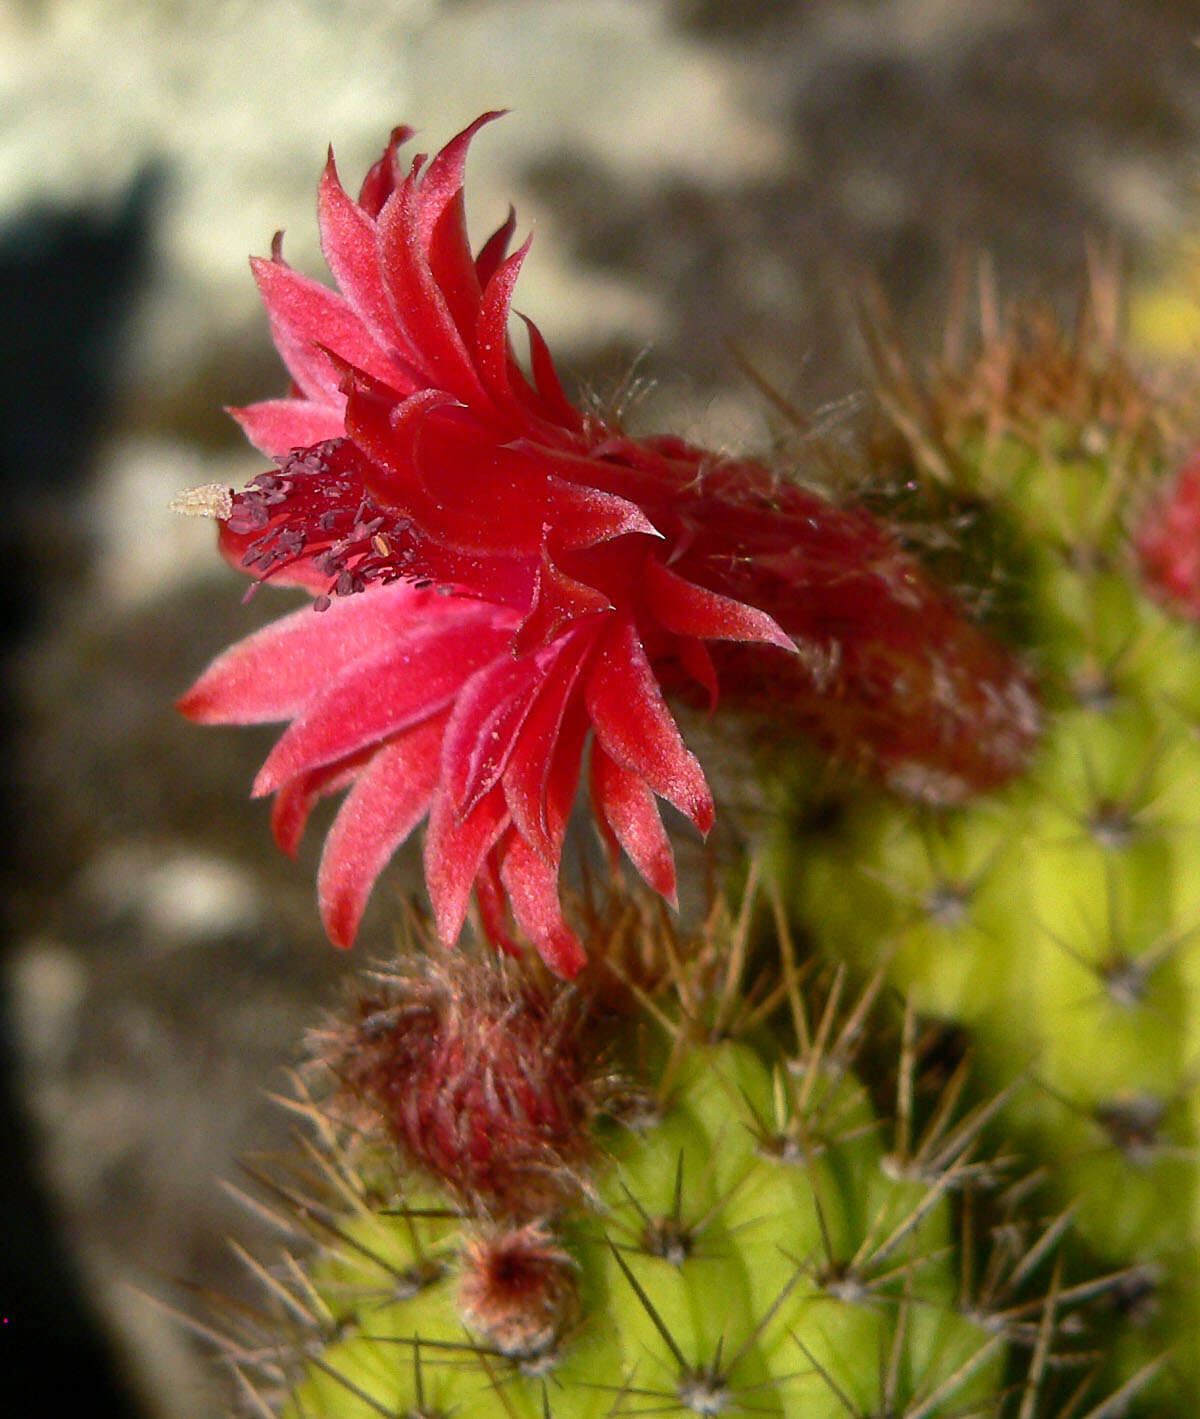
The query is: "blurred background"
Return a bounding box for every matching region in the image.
[1,2,1199,1414]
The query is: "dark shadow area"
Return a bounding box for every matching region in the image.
[0,167,163,1419]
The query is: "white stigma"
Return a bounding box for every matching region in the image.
[170,483,234,519]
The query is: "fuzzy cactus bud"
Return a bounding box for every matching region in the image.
[457,1223,581,1364]
[317,954,600,1218]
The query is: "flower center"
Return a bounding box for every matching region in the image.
[227,439,422,604]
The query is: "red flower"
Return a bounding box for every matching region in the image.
[180,115,1037,977]
[1137,452,1200,619]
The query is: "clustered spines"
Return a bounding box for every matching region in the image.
[583,868,789,1047]
[896,262,1176,495]
[205,878,1143,1419]
[783,279,1200,1410]
[855,265,1196,716]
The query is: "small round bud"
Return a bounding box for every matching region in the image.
[322,953,597,1217]
[458,1224,581,1368]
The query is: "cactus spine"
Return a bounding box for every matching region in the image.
[212,898,1121,1418]
[780,283,1200,1407]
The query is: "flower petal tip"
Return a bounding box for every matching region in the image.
[319,892,361,951]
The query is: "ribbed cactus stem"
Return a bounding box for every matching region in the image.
[208,896,1125,1418]
[781,284,1200,1410]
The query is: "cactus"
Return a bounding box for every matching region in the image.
[209,896,1124,1419]
[778,276,1200,1407]
[170,117,1200,1419]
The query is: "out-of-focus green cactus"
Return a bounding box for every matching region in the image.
[213,898,1115,1418]
[779,275,1200,1408]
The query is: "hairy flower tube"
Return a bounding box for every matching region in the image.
[180,114,1038,976]
[317,950,600,1217]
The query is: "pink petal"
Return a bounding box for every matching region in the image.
[519,438,666,513]
[251,257,411,401]
[414,115,506,346]
[644,557,795,651]
[376,166,489,406]
[475,207,517,290]
[228,398,347,459]
[270,756,363,856]
[503,636,593,862]
[357,125,414,216]
[424,784,511,946]
[441,650,547,819]
[415,112,505,249]
[541,473,661,552]
[424,191,483,350]
[510,551,612,657]
[474,239,532,415]
[472,847,522,959]
[252,609,514,795]
[585,617,714,834]
[318,715,445,948]
[177,581,448,725]
[318,152,414,366]
[590,743,677,905]
[539,701,590,854]
[499,833,587,979]
[473,241,580,435]
[520,315,585,432]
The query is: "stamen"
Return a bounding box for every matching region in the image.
[224,439,420,597]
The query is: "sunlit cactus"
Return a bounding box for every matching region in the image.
[198,891,1132,1419]
[780,268,1200,1408]
[165,114,1200,1419]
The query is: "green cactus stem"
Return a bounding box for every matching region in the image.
[779,275,1200,1410]
[207,893,1124,1418]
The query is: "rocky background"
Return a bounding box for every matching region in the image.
[2,2,1199,1415]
